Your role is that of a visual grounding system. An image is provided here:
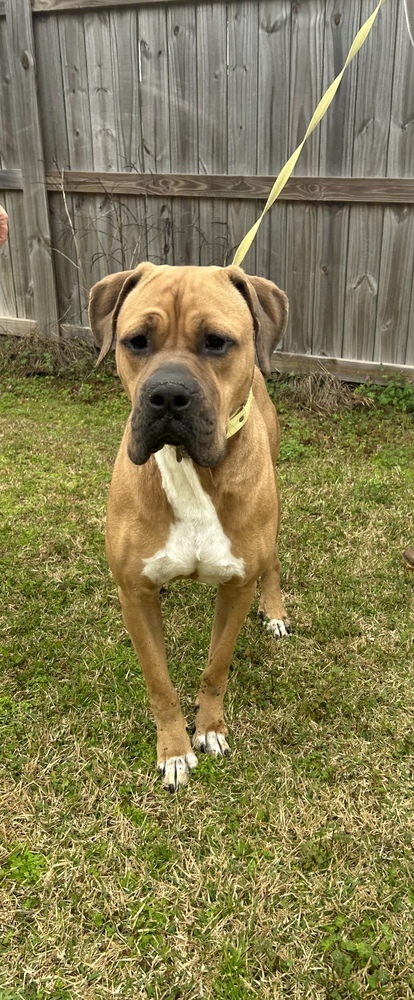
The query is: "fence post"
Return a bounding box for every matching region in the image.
[6,0,60,338]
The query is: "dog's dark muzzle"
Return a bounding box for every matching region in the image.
[128,365,222,467]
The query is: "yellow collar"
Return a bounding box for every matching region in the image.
[226,388,254,440]
[175,388,254,461]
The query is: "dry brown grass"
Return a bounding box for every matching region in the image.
[270,372,369,414]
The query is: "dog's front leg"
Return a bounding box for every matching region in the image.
[193,579,256,757]
[258,547,291,638]
[119,585,197,791]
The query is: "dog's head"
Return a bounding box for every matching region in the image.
[89,263,288,467]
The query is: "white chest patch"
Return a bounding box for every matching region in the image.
[142,446,245,587]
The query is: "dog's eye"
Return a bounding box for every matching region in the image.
[203,334,230,355]
[124,333,149,354]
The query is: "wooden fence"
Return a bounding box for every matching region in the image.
[0,0,413,382]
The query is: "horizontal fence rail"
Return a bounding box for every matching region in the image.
[2,0,226,15]
[1,170,414,204]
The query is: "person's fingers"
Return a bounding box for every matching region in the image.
[0,205,9,247]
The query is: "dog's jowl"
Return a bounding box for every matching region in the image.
[89,263,291,791]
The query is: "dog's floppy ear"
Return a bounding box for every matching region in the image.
[227,267,289,377]
[248,275,289,375]
[89,263,155,364]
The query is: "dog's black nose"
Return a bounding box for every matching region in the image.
[148,382,192,414]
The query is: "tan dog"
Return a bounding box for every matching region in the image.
[89,263,290,791]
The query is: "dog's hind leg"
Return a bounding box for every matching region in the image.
[119,585,197,791]
[258,548,291,639]
[193,579,256,756]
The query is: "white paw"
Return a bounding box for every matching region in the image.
[157,751,198,792]
[259,613,291,639]
[266,617,290,638]
[193,731,230,757]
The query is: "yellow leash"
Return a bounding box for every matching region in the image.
[233,0,387,267]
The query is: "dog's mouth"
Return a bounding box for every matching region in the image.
[127,368,224,467]
[128,415,223,467]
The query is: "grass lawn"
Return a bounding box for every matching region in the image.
[0,365,413,999]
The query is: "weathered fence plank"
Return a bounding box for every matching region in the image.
[109,7,148,266]
[0,17,18,168]
[0,170,23,189]
[34,16,69,172]
[34,13,81,324]
[0,316,38,336]
[285,0,326,356]
[227,2,260,274]
[196,2,228,266]
[110,5,142,172]
[84,5,120,284]
[38,175,414,204]
[319,1,361,178]
[375,1,414,366]
[58,13,100,320]
[167,4,199,264]
[272,353,414,386]
[6,0,59,337]
[4,169,414,205]
[312,0,361,359]
[139,5,172,264]
[406,299,414,366]
[0,15,36,320]
[59,14,92,170]
[387,0,414,180]
[290,0,325,176]
[343,0,399,362]
[312,201,350,360]
[85,9,118,172]
[375,206,414,365]
[167,4,197,174]
[31,0,226,10]
[0,16,17,318]
[256,1,290,292]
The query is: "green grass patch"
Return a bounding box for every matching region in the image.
[0,371,413,999]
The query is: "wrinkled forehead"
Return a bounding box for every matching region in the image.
[117,265,254,337]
